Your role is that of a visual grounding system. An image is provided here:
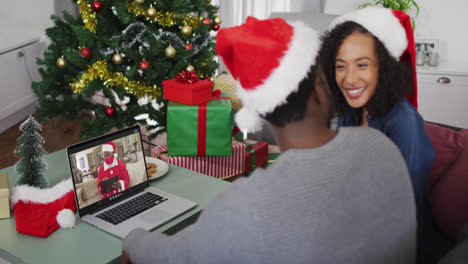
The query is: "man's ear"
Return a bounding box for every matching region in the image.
[306,90,321,115]
[310,89,320,104]
[314,82,329,106]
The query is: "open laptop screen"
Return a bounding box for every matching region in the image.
[67,126,149,216]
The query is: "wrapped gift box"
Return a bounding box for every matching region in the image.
[0,173,10,219]
[163,75,213,105]
[151,141,245,179]
[243,139,269,175]
[167,92,232,157]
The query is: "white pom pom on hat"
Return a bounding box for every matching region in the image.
[57,209,76,229]
[235,107,264,133]
[216,17,320,132]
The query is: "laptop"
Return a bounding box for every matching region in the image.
[67,125,197,239]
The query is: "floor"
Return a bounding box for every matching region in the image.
[0,114,91,169]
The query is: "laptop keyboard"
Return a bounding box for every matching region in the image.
[96,192,167,225]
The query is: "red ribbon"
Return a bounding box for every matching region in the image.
[212,89,230,99]
[196,91,230,156]
[197,102,208,156]
[176,70,199,84]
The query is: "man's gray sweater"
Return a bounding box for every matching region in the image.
[123,127,416,263]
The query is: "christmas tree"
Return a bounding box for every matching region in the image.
[32,0,220,139]
[15,116,48,188]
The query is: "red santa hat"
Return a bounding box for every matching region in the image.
[329,6,418,109]
[102,141,118,158]
[216,17,320,132]
[11,178,77,238]
[102,141,116,153]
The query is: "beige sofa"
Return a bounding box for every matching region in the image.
[75,178,100,208]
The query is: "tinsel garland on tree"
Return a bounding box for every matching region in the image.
[32,0,220,139]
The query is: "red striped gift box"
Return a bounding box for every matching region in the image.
[151,140,246,179]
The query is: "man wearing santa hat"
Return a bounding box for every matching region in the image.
[122,16,416,263]
[97,141,129,199]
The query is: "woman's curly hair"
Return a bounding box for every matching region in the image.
[316,21,413,117]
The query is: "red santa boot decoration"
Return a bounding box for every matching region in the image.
[11,178,77,238]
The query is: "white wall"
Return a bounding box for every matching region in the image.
[414,0,468,64]
[75,150,92,172]
[0,1,54,51]
[323,0,468,64]
[218,0,321,28]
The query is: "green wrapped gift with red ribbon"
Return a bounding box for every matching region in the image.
[162,70,214,105]
[167,91,232,157]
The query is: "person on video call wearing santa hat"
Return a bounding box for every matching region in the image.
[97,141,129,199]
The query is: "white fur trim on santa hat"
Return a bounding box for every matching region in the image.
[102,144,114,153]
[11,178,73,206]
[329,6,407,59]
[235,107,264,132]
[57,208,76,228]
[235,21,319,132]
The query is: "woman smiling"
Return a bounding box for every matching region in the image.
[317,7,435,263]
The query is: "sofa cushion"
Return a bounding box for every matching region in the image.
[76,188,84,206]
[429,127,468,240]
[76,178,99,201]
[424,123,464,191]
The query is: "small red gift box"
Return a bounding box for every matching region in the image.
[243,139,269,175]
[162,71,213,105]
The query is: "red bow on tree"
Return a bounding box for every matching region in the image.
[176,70,199,84]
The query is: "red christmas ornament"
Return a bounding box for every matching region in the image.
[91,1,103,12]
[139,60,150,71]
[80,47,91,59]
[185,43,193,51]
[105,106,115,117]
[211,24,220,31]
[202,17,211,25]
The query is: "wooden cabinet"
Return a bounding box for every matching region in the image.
[417,64,468,128]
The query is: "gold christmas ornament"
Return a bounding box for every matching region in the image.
[186,64,195,72]
[214,16,222,25]
[128,2,203,29]
[56,57,67,68]
[134,0,144,4]
[70,60,161,99]
[181,25,192,36]
[147,7,157,18]
[214,73,242,110]
[112,53,124,64]
[206,0,211,3]
[165,45,176,58]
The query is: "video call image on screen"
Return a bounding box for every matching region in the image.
[69,132,147,209]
